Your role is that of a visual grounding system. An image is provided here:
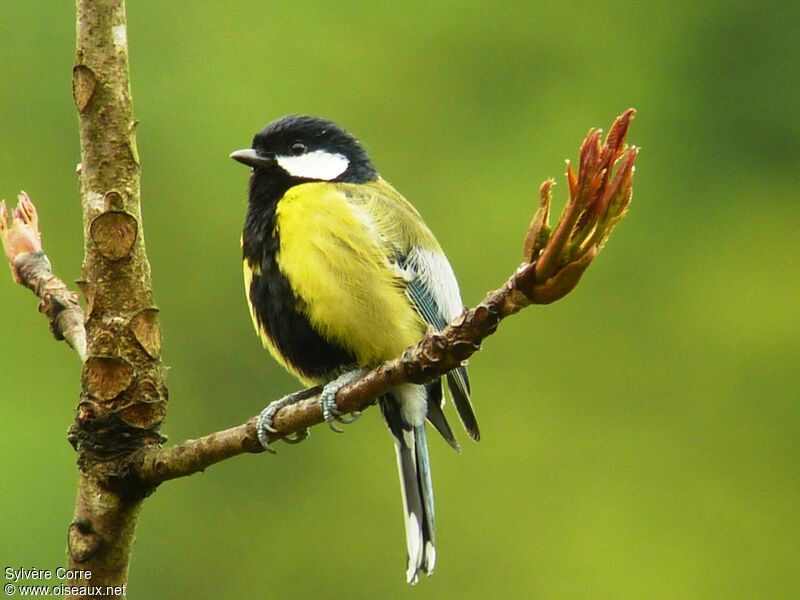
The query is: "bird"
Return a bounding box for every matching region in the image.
[230,115,479,583]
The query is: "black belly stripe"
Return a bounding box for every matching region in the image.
[243,169,356,381]
[248,260,356,380]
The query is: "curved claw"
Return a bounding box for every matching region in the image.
[258,408,279,434]
[256,407,279,453]
[335,410,362,425]
[283,429,310,444]
[256,388,320,451]
[319,369,368,433]
[327,420,345,434]
[321,396,346,432]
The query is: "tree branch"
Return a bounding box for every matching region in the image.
[1,192,87,360]
[135,109,639,486]
[66,1,166,597]
[134,264,540,483]
[2,1,637,588]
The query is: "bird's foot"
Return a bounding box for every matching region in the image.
[320,369,368,433]
[256,386,320,452]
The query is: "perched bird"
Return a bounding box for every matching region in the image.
[231,115,479,583]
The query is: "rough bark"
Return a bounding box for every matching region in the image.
[0,1,637,594]
[66,1,166,597]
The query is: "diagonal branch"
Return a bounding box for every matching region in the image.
[3,0,638,594]
[135,109,639,486]
[135,263,540,483]
[1,192,87,360]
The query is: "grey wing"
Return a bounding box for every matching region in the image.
[400,246,480,442]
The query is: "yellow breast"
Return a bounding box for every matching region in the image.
[275,182,424,367]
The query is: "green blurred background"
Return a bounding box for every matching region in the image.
[1,1,798,598]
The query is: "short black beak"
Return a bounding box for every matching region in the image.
[230,148,273,169]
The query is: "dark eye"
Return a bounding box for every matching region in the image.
[290,141,307,155]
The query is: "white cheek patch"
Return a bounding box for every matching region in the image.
[276,150,349,181]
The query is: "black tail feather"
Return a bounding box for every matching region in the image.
[446,366,480,441]
[380,395,436,584]
[424,380,460,452]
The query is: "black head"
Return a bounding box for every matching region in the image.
[230,115,377,184]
